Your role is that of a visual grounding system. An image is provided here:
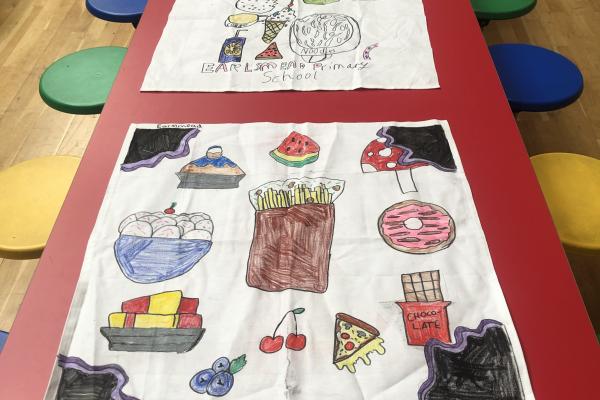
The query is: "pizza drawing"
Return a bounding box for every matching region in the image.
[333,313,386,373]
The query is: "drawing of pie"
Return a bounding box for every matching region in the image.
[177,146,246,189]
[333,313,385,373]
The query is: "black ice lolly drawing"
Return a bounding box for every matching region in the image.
[360,125,457,193]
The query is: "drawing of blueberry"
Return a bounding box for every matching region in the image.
[212,357,230,373]
[190,368,216,394]
[190,354,246,397]
[207,371,234,397]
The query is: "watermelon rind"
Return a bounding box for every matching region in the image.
[270,150,319,167]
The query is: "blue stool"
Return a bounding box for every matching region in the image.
[489,44,583,112]
[0,330,8,352]
[86,0,147,27]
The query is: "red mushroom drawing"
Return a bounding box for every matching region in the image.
[360,125,457,193]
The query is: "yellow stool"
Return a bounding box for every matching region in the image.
[0,156,80,259]
[531,153,600,252]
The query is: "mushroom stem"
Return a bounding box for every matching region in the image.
[395,169,417,193]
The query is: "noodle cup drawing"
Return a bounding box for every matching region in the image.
[114,207,213,283]
[289,13,361,63]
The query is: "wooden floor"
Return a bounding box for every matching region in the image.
[483,1,600,159]
[0,0,133,332]
[0,0,598,334]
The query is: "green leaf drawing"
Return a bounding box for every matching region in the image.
[292,308,305,314]
[229,354,247,375]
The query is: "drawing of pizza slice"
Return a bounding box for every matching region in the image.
[333,313,385,373]
[255,42,283,60]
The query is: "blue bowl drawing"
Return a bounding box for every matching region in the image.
[114,235,212,283]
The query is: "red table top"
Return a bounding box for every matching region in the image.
[0,0,597,398]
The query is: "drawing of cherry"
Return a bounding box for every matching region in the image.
[164,202,177,214]
[286,333,306,351]
[259,307,306,353]
[259,335,284,353]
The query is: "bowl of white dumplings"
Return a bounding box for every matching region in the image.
[114,210,213,283]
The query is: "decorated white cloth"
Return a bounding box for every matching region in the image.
[45,122,534,400]
[141,0,439,91]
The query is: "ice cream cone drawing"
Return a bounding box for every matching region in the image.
[263,2,296,43]
[263,20,286,43]
[225,1,296,47]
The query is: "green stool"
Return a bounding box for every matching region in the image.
[39,47,127,114]
[471,0,536,27]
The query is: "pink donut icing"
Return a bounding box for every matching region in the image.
[379,201,455,253]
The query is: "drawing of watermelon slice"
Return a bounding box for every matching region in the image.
[255,42,283,60]
[270,131,320,167]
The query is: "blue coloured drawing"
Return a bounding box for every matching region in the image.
[177,146,246,189]
[192,146,238,168]
[115,207,214,283]
[190,354,247,397]
[114,236,212,283]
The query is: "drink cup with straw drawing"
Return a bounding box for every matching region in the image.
[219,30,248,63]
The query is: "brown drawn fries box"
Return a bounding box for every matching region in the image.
[247,177,345,293]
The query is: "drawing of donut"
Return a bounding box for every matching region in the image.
[377,200,455,254]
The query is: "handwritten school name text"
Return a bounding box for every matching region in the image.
[199,61,370,84]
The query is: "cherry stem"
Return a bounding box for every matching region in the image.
[272,310,292,338]
[293,313,298,335]
[170,202,177,208]
[272,310,292,339]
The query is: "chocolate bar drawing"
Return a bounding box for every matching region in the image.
[396,270,452,346]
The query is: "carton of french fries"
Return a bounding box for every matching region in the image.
[247,177,345,293]
[249,177,344,211]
